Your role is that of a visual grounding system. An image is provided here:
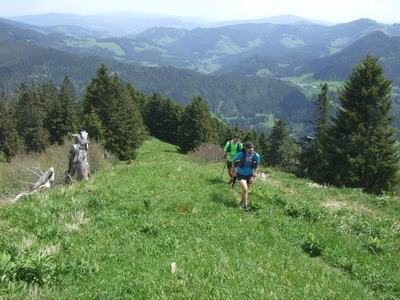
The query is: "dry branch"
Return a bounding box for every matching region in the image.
[12,167,55,203]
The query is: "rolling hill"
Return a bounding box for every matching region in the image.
[3,16,400,75]
[2,15,400,134]
[0,33,311,131]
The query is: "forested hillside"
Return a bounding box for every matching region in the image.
[0,37,311,131]
[2,16,400,134]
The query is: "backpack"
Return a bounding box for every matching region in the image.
[238,149,258,169]
[227,141,242,153]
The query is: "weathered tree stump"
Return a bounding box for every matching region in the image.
[66,130,90,183]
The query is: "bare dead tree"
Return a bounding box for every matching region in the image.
[65,130,90,183]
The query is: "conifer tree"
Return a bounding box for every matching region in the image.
[242,129,260,151]
[41,81,65,144]
[259,131,268,163]
[59,76,80,136]
[211,117,231,147]
[143,93,183,145]
[301,83,334,181]
[329,54,399,193]
[15,83,50,152]
[82,65,147,159]
[267,119,300,172]
[83,107,104,143]
[0,98,22,160]
[178,95,214,153]
[126,83,149,116]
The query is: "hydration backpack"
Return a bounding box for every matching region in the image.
[227,141,242,153]
[238,149,258,169]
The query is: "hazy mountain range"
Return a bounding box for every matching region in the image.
[5,12,335,36]
[1,12,400,133]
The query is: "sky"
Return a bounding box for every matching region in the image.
[0,0,399,24]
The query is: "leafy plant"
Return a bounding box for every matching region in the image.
[16,252,54,286]
[0,253,14,283]
[285,202,324,221]
[302,233,324,257]
[368,237,383,255]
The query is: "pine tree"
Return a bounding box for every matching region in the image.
[178,95,214,153]
[329,54,399,193]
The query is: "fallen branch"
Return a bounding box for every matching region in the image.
[12,167,55,203]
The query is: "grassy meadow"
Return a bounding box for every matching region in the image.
[0,138,399,299]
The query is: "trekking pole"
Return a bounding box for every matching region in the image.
[251,180,257,204]
[225,178,233,201]
[219,160,226,181]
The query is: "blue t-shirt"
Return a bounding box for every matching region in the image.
[234,151,261,176]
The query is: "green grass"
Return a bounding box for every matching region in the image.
[1,138,399,299]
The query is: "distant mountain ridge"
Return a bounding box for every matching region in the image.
[2,14,400,134]
[5,12,335,35]
[3,15,400,78]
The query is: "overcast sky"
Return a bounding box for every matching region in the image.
[0,0,398,24]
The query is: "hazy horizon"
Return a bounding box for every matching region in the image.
[0,0,398,24]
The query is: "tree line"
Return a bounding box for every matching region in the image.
[1,55,399,194]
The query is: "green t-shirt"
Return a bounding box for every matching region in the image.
[224,140,243,162]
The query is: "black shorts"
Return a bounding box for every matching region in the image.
[237,173,253,183]
[227,161,233,169]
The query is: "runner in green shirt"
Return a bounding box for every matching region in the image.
[223,133,243,188]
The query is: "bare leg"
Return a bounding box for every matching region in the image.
[239,179,249,206]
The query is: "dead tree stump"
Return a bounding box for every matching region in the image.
[66,130,90,183]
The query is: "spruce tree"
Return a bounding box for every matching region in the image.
[0,98,22,160]
[143,93,183,145]
[242,129,260,151]
[41,81,66,144]
[267,119,299,173]
[211,117,231,147]
[59,76,80,137]
[82,65,147,159]
[178,95,214,153]
[329,54,399,193]
[15,83,50,152]
[259,131,268,163]
[301,83,334,181]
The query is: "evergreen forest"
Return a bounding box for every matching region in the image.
[1,54,399,195]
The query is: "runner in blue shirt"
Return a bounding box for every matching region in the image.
[231,141,260,211]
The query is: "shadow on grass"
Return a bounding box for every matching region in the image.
[207,178,230,185]
[210,192,239,208]
[163,149,180,153]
